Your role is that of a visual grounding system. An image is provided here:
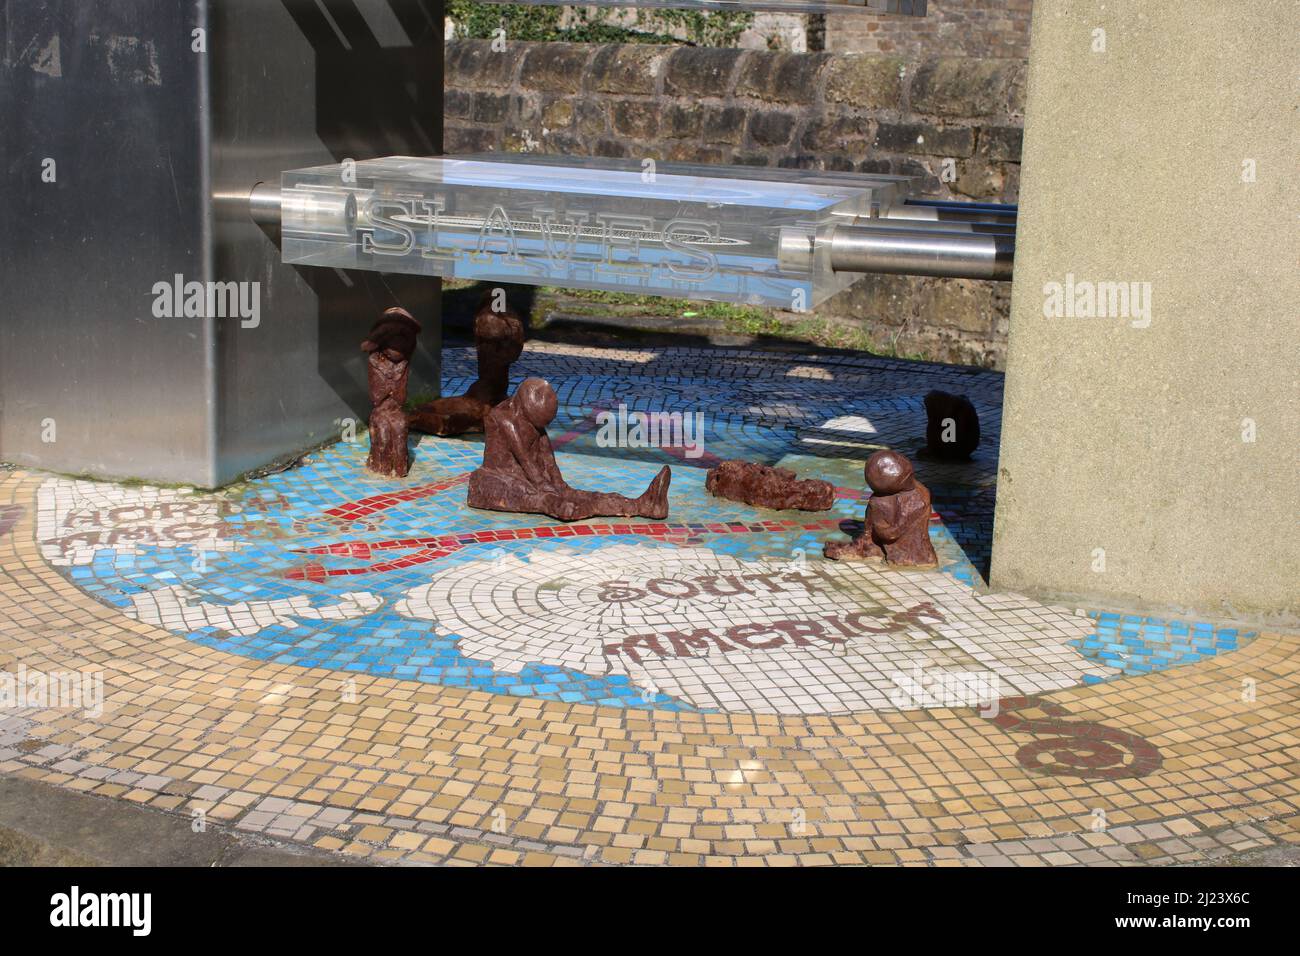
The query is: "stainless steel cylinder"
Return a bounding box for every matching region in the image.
[279,186,357,238]
[836,215,1016,236]
[905,199,1018,215]
[248,182,283,228]
[882,204,1018,226]
[826,223,1014,280]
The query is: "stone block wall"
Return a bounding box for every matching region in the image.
[444,39,1025,368]
[827,0,1033,59]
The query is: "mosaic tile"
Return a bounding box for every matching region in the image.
[24,342,1249,715]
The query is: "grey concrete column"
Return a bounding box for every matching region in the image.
[990,0,1299,625]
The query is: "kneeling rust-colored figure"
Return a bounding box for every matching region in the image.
[824,450,937,568]
[409,290,525,436]
[918,390,980,461]
[705,460,833,512]
[363,307,421,479]
[468,377,671,522]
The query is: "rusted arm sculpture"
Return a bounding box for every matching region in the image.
[468,377,671,522]
[409,290,525,437]
[825,450,937,568]
[362,307,420,478]
[705,460,833,512]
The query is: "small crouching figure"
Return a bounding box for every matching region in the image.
[824,450,937,568]
[409,289,525,437]
[362,307,421,478]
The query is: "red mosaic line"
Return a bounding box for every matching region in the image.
[0,504,22,538]
[285,518,846,579]
[321,474,470,521]
[288,400,936,579]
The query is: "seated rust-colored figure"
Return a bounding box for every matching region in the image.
[824,450,937,568]
[918,390,980,461]
[468,377,671,522]
[705,460,833,512]
[362,307,421,478]
[409,291,525,436]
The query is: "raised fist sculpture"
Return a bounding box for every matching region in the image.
[362,307,420,478]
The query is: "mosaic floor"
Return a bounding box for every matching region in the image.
[1,341,1295,865]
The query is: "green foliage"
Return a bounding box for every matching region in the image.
[447,1,565,42]
[446,3,754,47]
[442,280,930,357]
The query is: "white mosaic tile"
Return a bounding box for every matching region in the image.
[124,585,381,637]
[37,476,241,566]
[395,544,1116,715]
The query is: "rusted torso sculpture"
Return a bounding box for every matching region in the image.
[468,377,671,522]
[409,292,525,436]
[825,450,937,568]
[705,460,834,512]
[362,307,421,478]
[919,390,980,460]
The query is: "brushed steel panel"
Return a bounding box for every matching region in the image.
[0,1,216,484]
[208,0,444,486]
[0,0,445,487]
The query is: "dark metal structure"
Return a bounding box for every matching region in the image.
[0,0,444,486]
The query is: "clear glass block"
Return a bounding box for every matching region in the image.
[281,154,909,311]
[471,0,927,14]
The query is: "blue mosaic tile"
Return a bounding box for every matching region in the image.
[40,343,1252,710]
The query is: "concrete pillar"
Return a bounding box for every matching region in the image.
[990,0,1299,625]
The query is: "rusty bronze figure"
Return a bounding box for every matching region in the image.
[468,377,671,522]
[362,307,420,478]
[825,450,937,568]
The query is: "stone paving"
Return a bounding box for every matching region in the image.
[0,341,1296,865]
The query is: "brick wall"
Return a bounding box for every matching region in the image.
[826,0,1033,59]
[444,39,1026,369]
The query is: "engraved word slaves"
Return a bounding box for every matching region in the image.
[363,197,724,283]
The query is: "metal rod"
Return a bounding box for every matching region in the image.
[882,204,1017,226]
[837,215,1016,236]
[248,182,282,227]
[904,198,1018,214]
[826,223,1014,280]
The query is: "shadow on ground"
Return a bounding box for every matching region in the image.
[0,775,362,867]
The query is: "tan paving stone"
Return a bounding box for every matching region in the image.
[1,471,1296,867]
